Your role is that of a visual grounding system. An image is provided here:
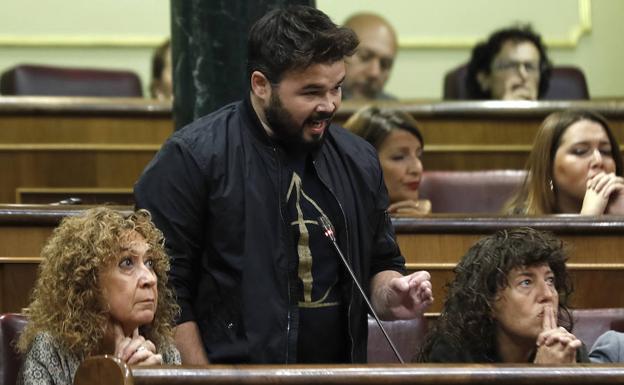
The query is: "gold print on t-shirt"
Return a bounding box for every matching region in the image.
[287,172,339,309]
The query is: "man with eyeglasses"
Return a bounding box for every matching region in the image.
[342,13,398,101]
[466,25,552,100]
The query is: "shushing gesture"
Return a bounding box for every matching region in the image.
[534,305,582,363]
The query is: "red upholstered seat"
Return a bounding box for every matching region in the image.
[571,308,624,348]
[419,170,526,214]
[367,316,427,363]
[366,309,624,363]
[443,63,589,100]
[0,313,27,385]
[0,64,142,97]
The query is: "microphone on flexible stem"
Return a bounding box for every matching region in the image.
[318,215,405,364]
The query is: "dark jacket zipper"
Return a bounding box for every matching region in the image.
[312,159,355,362]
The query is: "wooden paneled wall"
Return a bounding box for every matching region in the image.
[2,97,624,205]
[338,100,624,170]
[0,97,172,204]
[395,215,624,313]
[1,205,623,314]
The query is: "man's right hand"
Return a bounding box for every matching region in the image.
[174,321,210,364]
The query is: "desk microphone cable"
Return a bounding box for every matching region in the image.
[318,215,405,364]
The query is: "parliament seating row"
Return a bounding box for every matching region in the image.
[0,63,589,101]
[11,169,526,214]
[2,310,623,385]
[0,97,624,204]
[2,97,624,204]
[1,205,624,314]
[367,309,624,364]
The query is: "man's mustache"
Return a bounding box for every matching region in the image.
[308,111,334,122]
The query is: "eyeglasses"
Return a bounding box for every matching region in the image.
[492,60,540,75]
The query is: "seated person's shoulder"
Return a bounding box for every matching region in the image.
[26,332,62,358]
[590,330,624,363]
[19,332,77,385]
[160,339,182,365]
[166,101,246,156]
[173,101,244,141]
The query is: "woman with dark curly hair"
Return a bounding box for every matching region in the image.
[418,227,588,363]
[17,207,180,385]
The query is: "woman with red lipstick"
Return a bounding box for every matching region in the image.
[418,227,588,363]
[504,110,624,215]
[17,208,180,385]
[345,106,431,215]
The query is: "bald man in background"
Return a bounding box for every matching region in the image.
[343,13,398,101]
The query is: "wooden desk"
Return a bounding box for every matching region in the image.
[2,98,624,203]
[395,215,624,312]
[1,205,623,315]
[74,356,624,385]
[339,100,624,170]
[0,96,172,203]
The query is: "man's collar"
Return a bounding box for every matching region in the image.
[243,95,273,146]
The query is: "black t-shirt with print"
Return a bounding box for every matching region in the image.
[281,149,349,363]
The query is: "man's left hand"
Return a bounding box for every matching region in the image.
[371,270,433,320]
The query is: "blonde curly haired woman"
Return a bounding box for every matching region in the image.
[17,207,180,385]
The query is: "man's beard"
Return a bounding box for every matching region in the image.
[264,92,333,152]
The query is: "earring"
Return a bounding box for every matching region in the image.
[549,179,554,192]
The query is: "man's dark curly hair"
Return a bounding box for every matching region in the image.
[418,227,573,362]
[466,25,552,99]
[247,5,359,84]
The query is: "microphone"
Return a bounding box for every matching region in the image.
[318,215,405,364]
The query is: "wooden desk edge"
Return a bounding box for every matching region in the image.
[0,204,133,226]
[2,206,624,233]
[74,356,624,385]
[3,97,624,118]
[392,215,624,234]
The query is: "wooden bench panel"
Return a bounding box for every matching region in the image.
[396,215,624,313]
[1,206,624,315]
[3,98,624,203]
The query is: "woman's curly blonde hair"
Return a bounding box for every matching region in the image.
[17,207,179,358]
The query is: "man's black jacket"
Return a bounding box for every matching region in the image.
[135,97,406,363]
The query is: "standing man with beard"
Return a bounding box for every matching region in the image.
[134,6,433,365]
